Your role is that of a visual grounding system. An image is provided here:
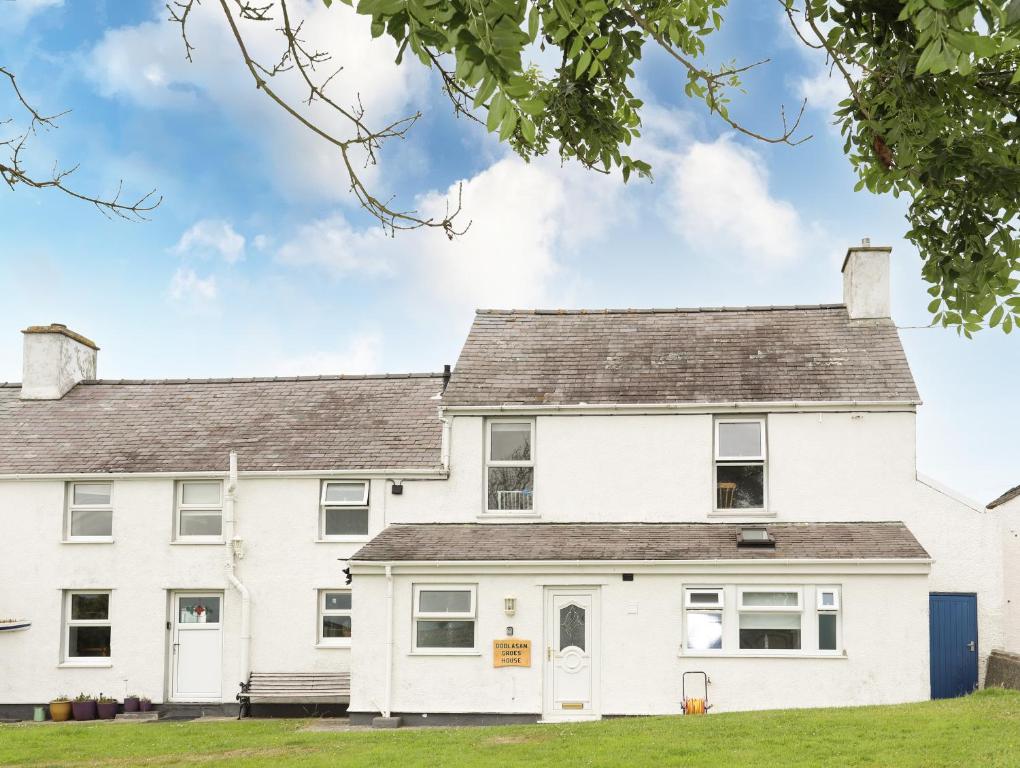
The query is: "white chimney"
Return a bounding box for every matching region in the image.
[841,240,891,320]
[20,324,99,400]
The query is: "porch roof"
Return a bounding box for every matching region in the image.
[351,521,930,562]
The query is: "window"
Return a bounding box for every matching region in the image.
[66,482,113,540]
[817,587,841,652]
[63,591,111,662]
[320,481,370,539]
[412,584,476,652]
[175,481,223,539]
[714,418,766,511]
[739,589,802,650]
[685,588,723,651]
[485,420,534,512]
[318,590,352,645]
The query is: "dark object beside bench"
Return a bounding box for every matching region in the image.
[237,672,351,718]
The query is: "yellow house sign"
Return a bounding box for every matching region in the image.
[493,639,531,667]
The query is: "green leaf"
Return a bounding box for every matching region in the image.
[576,49,592,78]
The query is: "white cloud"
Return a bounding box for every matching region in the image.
[169,267,217,303]
[275,214,393,277]
[173,219,246,263]
[270,332,382,375]
[663,136,809,268]
[0,0,62,32]
[797,66,849,114]
[86,0,426,200]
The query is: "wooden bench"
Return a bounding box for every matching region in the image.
[237,672,351,718]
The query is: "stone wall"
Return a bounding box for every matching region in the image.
[986,650,1020,691]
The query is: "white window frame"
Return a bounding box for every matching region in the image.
[174,480,224,543]
[62,590,112,665]
[318,481,371,542]
[411,583,478,654]
[64,482,114,543]
[738,587,802,612]
[684,587,725,653]
[713,417,769,515]
[816,586,842,653]
[317,589,352,647]
[484,419,536,515]
[737,586,803,654]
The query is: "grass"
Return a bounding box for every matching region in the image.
[2,689,1020,767]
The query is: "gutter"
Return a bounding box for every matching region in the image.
[223,451,252,687]
[438,399,921,416]
[0,468,449,482]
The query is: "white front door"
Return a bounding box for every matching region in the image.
[544,588,600,721]
[170,593,223,702]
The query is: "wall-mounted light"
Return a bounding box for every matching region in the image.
[390,481,404,495]
[504,596,517,616]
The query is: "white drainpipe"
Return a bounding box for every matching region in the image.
[224,451,251,686]
[383,564,394,718]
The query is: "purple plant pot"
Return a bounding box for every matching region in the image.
[123,697,140,713]
[97,701,118,720]
[139,700,152,712]
[71,700,97,721]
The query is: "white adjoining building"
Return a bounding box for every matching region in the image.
[0,243,1015,723]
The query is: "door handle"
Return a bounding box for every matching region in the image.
[173,643,180,654]
[967,641,976,652]
[547,647,552,661]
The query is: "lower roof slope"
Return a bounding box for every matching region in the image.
[988,483,1020,509]
[0,374,444,474]
[442,306,920,406]
[352,522,930,562]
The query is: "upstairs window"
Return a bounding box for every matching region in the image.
[715,418,766,511]
[320,481,370,539]
[175,480,223,540]
[486,420,534,513]
[66,482,113,540]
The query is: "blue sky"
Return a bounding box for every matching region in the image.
[0,0,1016,504]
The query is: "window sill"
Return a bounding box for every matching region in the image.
[170,539,225,546]
[61,538,115,545]
[315,642,352,649]
[708,510,776,518]
[478,513,541,521]
[316,537,370,544]
[680,651,846,659]
[408,650,482,657]
[58,661,113,669]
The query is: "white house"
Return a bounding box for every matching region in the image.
[0,243,1012,723]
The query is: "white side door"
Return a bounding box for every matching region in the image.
[170,593,223,702]
[543,588,600,721]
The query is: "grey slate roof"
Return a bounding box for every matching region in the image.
[352,522,930,562]
[0,374,444,474]
[988,484,1020,509]
[442,306,920,406]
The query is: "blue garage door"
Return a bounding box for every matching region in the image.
[929,593,978,699]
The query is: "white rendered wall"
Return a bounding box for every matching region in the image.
[350,567,930,716]
[995,496,1020,654]
[0,473,449,704]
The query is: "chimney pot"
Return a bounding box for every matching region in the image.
[841,244,891,320]
[20,324,99,399]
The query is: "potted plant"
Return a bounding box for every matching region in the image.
[71,692,97,721]
[123,694,140,713]
[96,695,118,720]
[139,697,152,712]
[49,696,71,722]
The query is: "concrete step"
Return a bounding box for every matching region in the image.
[114,712,158,722]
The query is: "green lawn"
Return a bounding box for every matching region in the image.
[3,689,1019,768]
